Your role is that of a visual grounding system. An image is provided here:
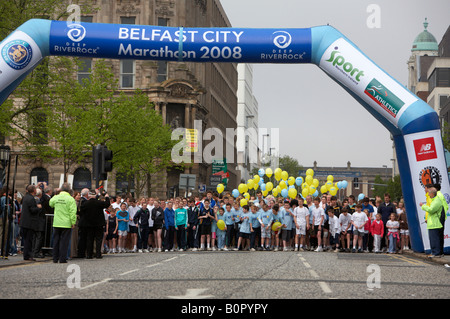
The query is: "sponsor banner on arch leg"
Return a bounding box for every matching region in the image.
[404,129,450,252]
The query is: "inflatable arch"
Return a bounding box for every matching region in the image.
[0,19,449,253]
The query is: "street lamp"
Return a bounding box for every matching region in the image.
[0,145,10,168]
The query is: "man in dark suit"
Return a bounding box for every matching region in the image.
[19,185,42,261]
[76,188,90,258]
[80,190,110,259]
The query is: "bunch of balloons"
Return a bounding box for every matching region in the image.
[226,167,349,206]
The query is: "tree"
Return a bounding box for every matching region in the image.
[373,175,403,202]
[279,155,303,177]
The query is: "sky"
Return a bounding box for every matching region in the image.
[220,0,450,169]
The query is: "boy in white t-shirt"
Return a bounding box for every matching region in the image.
[327,207,340,252]
[310,197,325,252]
[351,204,368,253]
[293,198,309,251]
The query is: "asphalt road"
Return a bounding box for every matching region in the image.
[1,249,449,302]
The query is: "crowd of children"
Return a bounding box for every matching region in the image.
[101,190,410,255]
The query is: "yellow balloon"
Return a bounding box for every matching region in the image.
[329,186,337,196]
[253,182,259,190]
[327,175,334,182]
[320,185,328,194]
[266,182,274,192]
[274,170,282,181]
[288,188,297,199]
[253,175,260,184]
[272,188,279,197]
[302,182,308,189]
[326,181,333,190]
[288,176,295,186]
[272,221,282,232]
[309,185,316,195]
[262,190,268,197]
[281,171,289,181]
[238,183,248,194]
[216,183,224,194]
[240,198,248,207]
[312,179,319,188]
[244,192,250,200]
[247,179,255,190]
[265,168,273,178]
[305,175,313,186]
[274,168,282,175]
[302,188,309,198]
[306,168,314,176]
[279,180,287,189]
[276,185,281,193]
[217,220,226,231]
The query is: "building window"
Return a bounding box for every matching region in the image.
[120,60,135,88]
[121,16,136,25]
[73,167,92,191]
[157,61,168,82]
[30,167,49,185]
[116,172,135,195]
[77,58,92,85]
[353,177,359,189]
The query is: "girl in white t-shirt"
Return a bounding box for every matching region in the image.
[386,213,399,254]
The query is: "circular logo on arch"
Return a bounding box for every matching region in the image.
[272,31,292,49]
[2,39,33,70]
[419,166,442,189]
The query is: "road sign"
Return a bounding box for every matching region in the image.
[179,174,196,189]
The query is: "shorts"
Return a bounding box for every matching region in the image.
[200,224,212,235]
[106,232,118,241]
[118,230,128,237]
[261,226,271,238]
[296,224,306,236]
[353,229,365,237]
[400,229,409,235]
[313,225,322,234]
[129,225,138,234]
[239,232,250,239]
[281,229,290,241]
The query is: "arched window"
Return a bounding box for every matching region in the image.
[73,167,92,191]
[30,167,48,185]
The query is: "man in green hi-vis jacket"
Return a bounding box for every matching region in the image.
[420,187,444,258]
[50,183,77,263]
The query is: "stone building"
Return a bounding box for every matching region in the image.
[2,0,240,198]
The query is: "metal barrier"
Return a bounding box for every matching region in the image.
[42,214,54,250]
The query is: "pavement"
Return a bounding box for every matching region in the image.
[1,250,450,269]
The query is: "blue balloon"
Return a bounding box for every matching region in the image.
[232,189,240,198]
[295,177,303,186]
[261,183,266,191]
[341,180,348,189]
[258,168,265,177]
[281,189,288,198]
[358,193,365,201]
[337,181,342,189]
[313,190,319,197]
[289,185,295,189]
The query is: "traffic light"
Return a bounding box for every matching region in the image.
[92,145,102,182]
[100,145,113,180]
[93,145,113,184]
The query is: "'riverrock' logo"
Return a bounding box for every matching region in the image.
[272,31,292,49]
[67,23,87,42]
[2,40,33,70]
